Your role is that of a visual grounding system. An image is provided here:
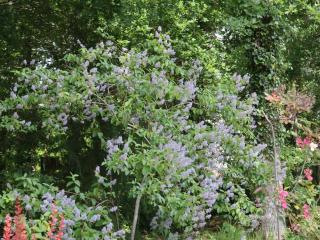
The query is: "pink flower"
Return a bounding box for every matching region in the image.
[303,137,312,145]
[279,188,289,209]
[304,168,313,181]
[303,204,311,219]
[296,137,304,148]
[296,136,312,148]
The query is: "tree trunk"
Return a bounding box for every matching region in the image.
[262,183,286,240]
[262,146,286,240]
[262,113,286,240]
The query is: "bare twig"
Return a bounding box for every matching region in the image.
[290,158,308,192]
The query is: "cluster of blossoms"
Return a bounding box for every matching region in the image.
[224,182,235,203]
[2,189,125,240]
[279,188,289,209]
[265,91,281,103]
[47,204,65,240]
[303,204,311,220]
[3,214,12,240]
[296,136,318,151]
[43,191,125,239]
[304,168,313,181]
[264,86,319,237]
[103,110,265,236]
[3,198,28,240]
[277,163,314,221]
[0,28,204,136]
[215,73,258,129]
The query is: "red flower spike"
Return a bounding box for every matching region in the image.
[55,215,65,240]
[48,204,58,239]
[3,214,12,240]
[47,203,66,240]
[13,198,27,240]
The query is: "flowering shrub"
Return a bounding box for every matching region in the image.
[0,175,127,239]
[0,30,268,238]
[265,86,320,239]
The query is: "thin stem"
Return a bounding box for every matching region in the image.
[291,157,308,192]
[131,194,142,240]
[109,175,120,229]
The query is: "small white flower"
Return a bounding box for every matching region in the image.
[240,235,247,240]
[310,142,318,151]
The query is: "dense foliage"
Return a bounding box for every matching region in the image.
[0,0,320,239]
